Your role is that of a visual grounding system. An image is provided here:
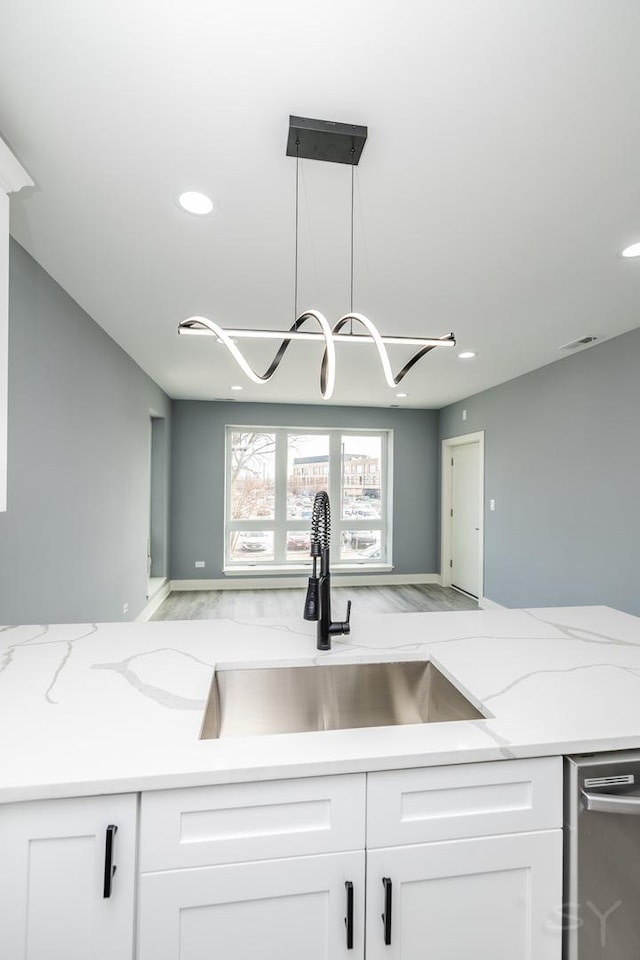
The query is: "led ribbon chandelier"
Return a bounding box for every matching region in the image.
[178,116,456,400]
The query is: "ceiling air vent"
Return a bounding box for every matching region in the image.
[559,335,599,351]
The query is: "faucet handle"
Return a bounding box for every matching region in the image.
[328,599,352,638]
[340,600,352,636]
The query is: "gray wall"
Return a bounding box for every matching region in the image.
[170,401,439,580]
[439,327,640,616]
[0,241,171,624]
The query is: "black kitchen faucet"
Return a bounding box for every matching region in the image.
[303,491,351,651]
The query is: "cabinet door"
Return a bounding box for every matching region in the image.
[0,793,137,960]
[138,850,365,960]
[366,830,562,960]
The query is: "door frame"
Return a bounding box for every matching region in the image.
[147,411,168,595]
[440,431,485,597]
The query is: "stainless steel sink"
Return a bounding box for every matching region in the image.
[200,660,483,739]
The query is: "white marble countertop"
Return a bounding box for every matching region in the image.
[1,605,640,803]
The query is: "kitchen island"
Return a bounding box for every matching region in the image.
[1,605,639,959]
[1,604,638,803]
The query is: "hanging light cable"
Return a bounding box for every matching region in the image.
[350,152,354,331]
[294,137,299,322]
[178,115,455,399]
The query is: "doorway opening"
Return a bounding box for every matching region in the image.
[441,432,484,600]
[148,414,168,598]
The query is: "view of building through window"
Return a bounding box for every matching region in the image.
[226,427,390,567]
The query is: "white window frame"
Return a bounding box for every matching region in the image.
[224,425,393,573]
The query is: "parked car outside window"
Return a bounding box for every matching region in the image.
[356,543,381,560]
[238,532,269,552]
[352,506,378,518]
[347,531,377,549]
[286,532,311,551]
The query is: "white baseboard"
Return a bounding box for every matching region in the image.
[170,573,442,592]
[136,580,171,621]
[332,572,441,588]
[478,595,507,610]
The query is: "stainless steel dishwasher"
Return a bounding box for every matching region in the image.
[565,751,640,959]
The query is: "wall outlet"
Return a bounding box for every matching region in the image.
[122,602,129,614]
[195,561,205,568]
[490,499,496,511]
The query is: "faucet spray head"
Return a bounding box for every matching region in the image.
[303,576,319,621]
[304,538,321,621]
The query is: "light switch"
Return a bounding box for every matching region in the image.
[490,499,496,511]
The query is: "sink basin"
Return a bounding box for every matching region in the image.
[200,660,484,739]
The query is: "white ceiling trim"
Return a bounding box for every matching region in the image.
[0,136,33,195]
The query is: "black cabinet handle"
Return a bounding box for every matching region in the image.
[103,824,118,898]
[344,880,354,949]
[382,876,392,945]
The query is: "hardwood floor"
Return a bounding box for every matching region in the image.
[151,584,479,621]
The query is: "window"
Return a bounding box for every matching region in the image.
[225,427,391,569]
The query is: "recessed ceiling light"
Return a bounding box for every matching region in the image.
[621,242,640,258]
[230,385,243,391]
[395,392,409,398]
[458,351,477,359]
[178,191,214,216]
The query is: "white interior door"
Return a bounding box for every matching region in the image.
[450,441,481,597]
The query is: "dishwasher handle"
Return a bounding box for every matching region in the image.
[582,788,640,815]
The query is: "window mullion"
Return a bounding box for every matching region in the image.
[273,429,288,564]
[383,430,389,563]
[329,433,342,549]
[224,426,232,567]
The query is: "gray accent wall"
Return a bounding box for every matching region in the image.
[0,241,171,624]
[170,401,439,580]
[439,327,640,616]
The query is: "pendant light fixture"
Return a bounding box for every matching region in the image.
[178,116,456,399]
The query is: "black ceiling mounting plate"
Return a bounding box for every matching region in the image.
[286,116,368,165]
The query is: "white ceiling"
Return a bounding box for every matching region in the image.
[1,0,640,409]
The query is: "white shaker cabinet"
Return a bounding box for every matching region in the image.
[138,850,365,960]
[365,830,562,960]
[0,757,562,959]
[366,757,563,960]
[137,774,367,960]
[0,792,137,960]
[136,758,562,960]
